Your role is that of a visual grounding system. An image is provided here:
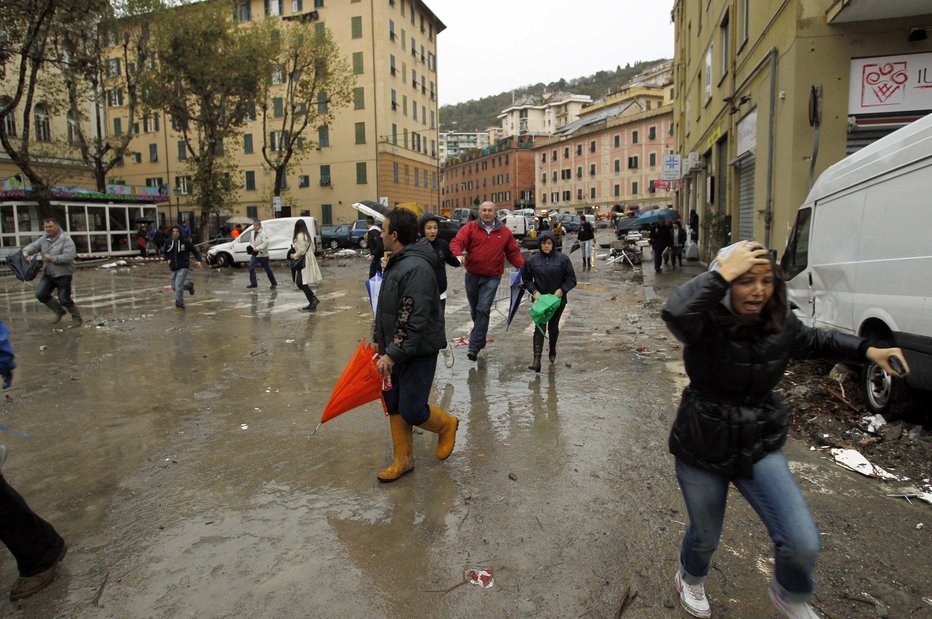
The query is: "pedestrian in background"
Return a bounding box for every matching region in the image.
[23,218,82,327]
[288,219,322,312]
[671,220,687,269]
[522,231,576,372]
[651,217,673,274]
[373,208,457,483]
[551,219,565,251]
[246,219,277,290]
[661,240,909,619]
[450,201,524,362]
[163,225,202,311]
[180,220,192,240]
[419,213,460,368]
[135,226,148,257]
[689,209,700,245]
[577,215,595,272]
[153,226,166,259]
[0,321,69,601]
[366,216,385,279]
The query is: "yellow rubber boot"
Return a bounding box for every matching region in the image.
[419,405,459,461]
[376,414,415,483]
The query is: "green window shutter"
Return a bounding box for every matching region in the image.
[351,16,362,38]
[356,162,367,184]
[352,52,363,74]
[355,122,366,144]
[353,87,365,109]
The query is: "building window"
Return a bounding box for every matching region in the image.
[391,123,397,144]
[236,0,251,21]
[265,0,281,16]
[632,130,639,144]
[317,91,328,113]
[270,131,285,151]
[175,176,192,195]
[590,187,596,199]
[589,164,596,176]
[632,181,639,195]
[614,159,621,173]
[705,45,713,102]
[320,164,331,186]
[741,0,749,45]
[564,147,570,159]
[351,16,362,38]
[352,52,364,74]
[414,168,419,187]
[245,171,256,190]
[628,156,638,169]
[66,111,77,144]
[299,175,309,188]
[590,140,596,153]
[614,184,620,197]
[575,144,582,156]
[243,133,253,154]
[614,134,620,148]
[321,204,332,225]
[178,140,187,160]
[393,162,399,183]
[34,104,51,141]
[148,143,158,162]
[273,97,284,117]
[356,162,367,184]
[576,166,582,178]
[353,87,365,109]
[112,117,121,136]
[649,152,657,167]
[318,125,329,147]
[720,11,730,78]
[133,152,141,164]
[354,122,366,144]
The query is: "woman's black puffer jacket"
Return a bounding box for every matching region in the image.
[661,271,868,479]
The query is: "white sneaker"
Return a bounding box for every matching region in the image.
[441,346,454,368]
[676,571,711,618]
[769,584,820,618]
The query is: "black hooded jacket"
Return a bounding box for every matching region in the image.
[522,232,577,297]
[662,270,868,479]
[373,239,447,363]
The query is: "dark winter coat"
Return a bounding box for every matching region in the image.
[163,237,202,271]
[367,227,384,260]
[651,223,674,250]
[577,221,595,242]
[662,270,868,479]
[427,238,460,294]
[373,239,447,364]
[522,232,577,298]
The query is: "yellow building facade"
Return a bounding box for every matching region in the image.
[672,0,932,255]
[108,0,444,228]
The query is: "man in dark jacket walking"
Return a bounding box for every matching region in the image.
[450,201,525,361]
[163,225,202,310]
[651,218,674,273]
[373,208,458,483]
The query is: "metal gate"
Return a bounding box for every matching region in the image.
[737,156,756,241]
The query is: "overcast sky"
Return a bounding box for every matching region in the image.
[428,0,675,106]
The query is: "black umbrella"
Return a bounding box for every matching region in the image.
[7,251,39,282]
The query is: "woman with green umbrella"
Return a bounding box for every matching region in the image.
[522,231,576,372]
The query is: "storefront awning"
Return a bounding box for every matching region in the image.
[827,0,929,23]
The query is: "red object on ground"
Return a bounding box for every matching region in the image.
[321,339,388,423]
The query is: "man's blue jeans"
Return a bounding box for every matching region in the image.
[464,272,500,353]
[248,256,277,286]
[170,268,192,307]
[675,451,821,603]
[35,274,74,309]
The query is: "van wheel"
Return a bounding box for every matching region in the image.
[358,237,368,249]
[216,253,232,268]
[862,339,911,419]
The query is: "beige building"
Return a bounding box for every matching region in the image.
[672,0,932,255]
[534,84,675,215]
[498,92,591,138]
[438,131,491,165]
[109,0,445,227]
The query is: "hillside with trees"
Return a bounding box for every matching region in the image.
[439,59,670,132]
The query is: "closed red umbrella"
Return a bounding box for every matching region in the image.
[319,339,388,428]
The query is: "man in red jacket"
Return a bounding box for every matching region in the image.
[450,201,525,361]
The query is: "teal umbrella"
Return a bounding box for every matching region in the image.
[529,294,562,335]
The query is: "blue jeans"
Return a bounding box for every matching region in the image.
[35,274,74,309]
[170,268,192,307]
[464,272,500,353]
[675,451,821,603]
[248,256,277,286]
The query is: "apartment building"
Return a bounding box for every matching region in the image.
[438,131,491,165]
[535,85,675,215]
[498,92,591,138]
[440,137,536,214]
[672,0,932,255]
[109,0,445,227]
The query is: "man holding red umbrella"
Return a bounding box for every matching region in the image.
[373,208,458,483]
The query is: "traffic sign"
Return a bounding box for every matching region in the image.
[662,155,682,181]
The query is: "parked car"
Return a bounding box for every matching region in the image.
[451,207,479,226]
[782,112,932,417]
[206,216,321,267]
[560,213,581,233]
[350,219,369,248]
[320,224,356,250]
[436,218,460,243]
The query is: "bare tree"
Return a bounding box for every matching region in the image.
[141,0,274,240]
[257,21,354,201]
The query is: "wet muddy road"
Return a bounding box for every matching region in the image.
[0,236,928,618]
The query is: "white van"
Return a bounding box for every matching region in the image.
[781,112,932,416]
[207,216,320,267]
